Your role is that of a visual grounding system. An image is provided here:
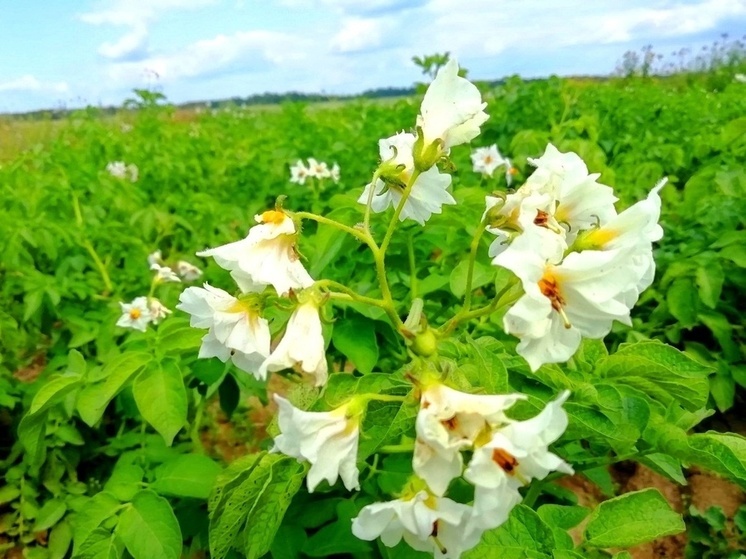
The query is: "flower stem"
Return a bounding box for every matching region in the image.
[315,279,388,310]
[363,169,382,233]
[378,443,415,454]
[294,211,372,246]
[408,236,418,299]
[380,170,421,255]
[71,191,113,295]
[462,221,488,312]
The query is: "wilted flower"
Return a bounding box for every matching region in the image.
[307,158,331,179]
[413,383,525,495]
[358,131,455,226]
[148,298,172,324]
[330,162,341,183]
[197,210,314,296]
[176,260,203,282]
[116,296,152,332]
[177,284,271,376]
[415,58,488,169]
[151,263,181,284]
[352,490,482,559]
[290,160,310,185]
[471,145,505,177]
[272,395,360,492]
[259,299,327,386]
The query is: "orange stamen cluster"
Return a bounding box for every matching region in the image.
[492,448,519,474]
[539,273,572,328]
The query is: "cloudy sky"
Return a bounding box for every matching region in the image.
[1,0,745,113]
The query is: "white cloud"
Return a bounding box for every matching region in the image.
[0,75,69,94]
[106,30,309,84]
[80,0,219,60]
[330,17,386,52]
[422,0,746,57]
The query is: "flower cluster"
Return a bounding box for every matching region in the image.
[178,210,327,384]
[352,385,572,557]
[486,143,666,370]
[290,158,340,185]
[359,58,487,225]
[106,161,138,182]
[116,252,204,332]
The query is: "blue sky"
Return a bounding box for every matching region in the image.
[1,0,745,113]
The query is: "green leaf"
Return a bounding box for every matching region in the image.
[449,259,495,298]
[71,492,122,555]
[32,498,67,532]
[28,373,82,415]
[48,520,73,559]
[104,458,145,502]
[461,336,509,393]
[666,278,699,328]
[710,372,735,412]
[156,318,205,353]
[0,485,20,505]
[209,452,306,559]
[597,340,712,411]
[152,454,222,499]
[270,524,308,559]
[132,360,187,445]
[67,349,87,376]
[639,453,687,485]
[720,244,746,268]
[332,315,379,374]
[685,432,746,488]
[584,489,685,548]
[18,411,48,466]
[76,351,152,426]
[118,490,182,559]
[465,505,555,558]
[76,528,125,559]
[695,262,724,308]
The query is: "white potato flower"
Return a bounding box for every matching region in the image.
[307,158,331,179]
[148,298,172,324]
[197,210,314,296]
[259,299,328,386]
[177,284,271,376]
[116,296,153,332]
[352,491,482,559]
[358,131,455,226]
[471,145,505,177]
[147,250,162,268]
[524,144,617,240]
[494,229,637,371]
[413,383,525,495]
[290,160,310,185]
[150,263,181,283]
[176,260,203,281]
[465,391,573,495]
[272,395,360,492]
[417,58,489,152]
[330,162,341,183]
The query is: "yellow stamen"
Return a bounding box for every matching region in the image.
[129,308,142,320]
[260,209,286,225]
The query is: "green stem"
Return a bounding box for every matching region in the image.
[462,221,488,313]
[408,236,418,299]
[363,169,382,233]
[314,279,388,310]
[294,211,372,246]
[380,170,421,255]
[378,443,415,454]
[439,277,517,336]
[522,480,544,508]
[72,191,113,295]
[190,396,206,454]
[362,393,408,404]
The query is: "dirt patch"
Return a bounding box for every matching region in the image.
[687,467,745,518]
